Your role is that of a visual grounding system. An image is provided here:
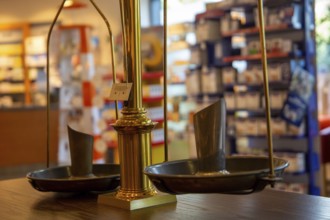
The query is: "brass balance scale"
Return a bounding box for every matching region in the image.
[27,0,288,210]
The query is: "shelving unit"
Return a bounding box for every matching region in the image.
[0,23,30,106]
[186,0,320,195]
[57,25,120,164]
[0,22,60,170]
[142,71,165,164]
[0,22,61,107]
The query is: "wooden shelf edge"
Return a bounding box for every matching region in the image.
[223,52,289,63]
[142,71,164,80]
[143,96,164,103]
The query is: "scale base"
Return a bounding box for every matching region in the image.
[98,192,177,210]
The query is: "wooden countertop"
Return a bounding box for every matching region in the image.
[1,178,330,219]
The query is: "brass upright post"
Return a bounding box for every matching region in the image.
[98,0,176,210]
[113,0,156,200]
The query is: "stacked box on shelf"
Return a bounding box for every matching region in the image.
[201,67,223,95]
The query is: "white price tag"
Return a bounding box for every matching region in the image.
[109,83,133,101]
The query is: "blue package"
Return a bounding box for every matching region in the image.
[281,67,315,126]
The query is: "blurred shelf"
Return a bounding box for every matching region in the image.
[168,81,186,85]
[151,141,165,147]
[142,71,164,80]
[223,52,290,63]
[226,109,283,117]
[152,118,164,124]
[283,172,309,184]
[224,81,290,91]
[0,91,25,95]
[221,24,297,37]
[143,96,163,103]
[246,136,308,152]
[106,141,117,149]
[195,9,224,21]
[102,73,124,81]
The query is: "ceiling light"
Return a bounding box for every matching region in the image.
[63,0,87,9]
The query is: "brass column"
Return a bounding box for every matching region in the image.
[98,0,176,209]
[113,0,156,200]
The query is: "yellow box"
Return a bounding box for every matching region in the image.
[0,44,23,55]
[152,144,165,164]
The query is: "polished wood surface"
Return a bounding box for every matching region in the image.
[1,178,330,219]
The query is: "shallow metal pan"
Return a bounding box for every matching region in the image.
[144,156,288,194]
[27,164,120,192]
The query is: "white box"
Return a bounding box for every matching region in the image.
[235,119,248,136]
[152,128,164,144]
[253,66,263,84]
[201,69,221,94]
[196,20,220,42]
[190,48,201,65]
[186,70,201,95]
[143,84,163,97]
[270,91,284,109]
[224,93,236,109]
[25,35,47,55]
[282,39,293,53]
[147,106,164,121]
[0,29,23,43]
[236,93,247,109]
[222,67,236,84]
[288,183,307,194]
[246,92,260,109]
[244,69,257,84]
[257,119,267,136]
[272,118,287,135]
[269,65,282,82]
[246,118,258,135]
[220,15,231,33]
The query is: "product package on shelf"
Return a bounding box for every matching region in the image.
[201,67,222,94]
[241,38,293,56]
[189,45,202,66]
[25,35,47,55]
[143,84,163,98]
[275,152,306,173]
[224,92,236,109]
[186,68,202,96]
[281,67,315,126]
[0,29,22,43]
[151,128,165,145]
[141,26,164,72]
[222,67,237,85]
[146,106,164,122]
[246,92,260,110]
[254,3,302,29]
[272,182,307,194]
[196,19,220,43]
[271,118,287,136]
[0,56,22,69]
[260,91,287,110]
